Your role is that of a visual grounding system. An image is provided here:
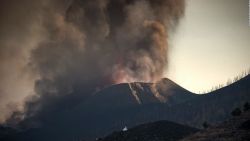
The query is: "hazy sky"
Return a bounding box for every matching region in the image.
[167,0,250,93]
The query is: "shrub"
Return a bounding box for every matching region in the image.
[231,108,242,116]
[202,122,209,129]
[244,102,250,112]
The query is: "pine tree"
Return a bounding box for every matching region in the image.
[244,102,250,112]
[231,108,242,116]
[202,121,209,129]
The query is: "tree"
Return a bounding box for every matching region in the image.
[231,108,242,116]
[226,79,232,85]
[244,102,250,112]
[202,121,209,129]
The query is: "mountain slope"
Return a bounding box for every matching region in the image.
[99,120,199,141]
[181,111,250,141]
[80,78,197,109]
[160,74,250,127]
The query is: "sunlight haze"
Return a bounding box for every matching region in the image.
[167,0,250,93]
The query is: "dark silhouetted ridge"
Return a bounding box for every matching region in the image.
[100,120,199,141]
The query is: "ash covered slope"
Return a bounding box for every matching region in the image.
[80,78,197,109]
[99,120,199,141]
[163,74,250,128]
[181,111,250,141]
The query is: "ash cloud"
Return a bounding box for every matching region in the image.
[0,0,185,124]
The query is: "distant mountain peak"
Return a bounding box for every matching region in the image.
[158,77,175,84]
[92,77,196,106]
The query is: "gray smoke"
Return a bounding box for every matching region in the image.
[0,0,185,124]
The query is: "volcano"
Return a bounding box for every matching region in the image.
[1,75,250,141]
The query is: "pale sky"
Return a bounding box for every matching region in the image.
[166,0,250,93]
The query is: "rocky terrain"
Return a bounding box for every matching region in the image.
[181,111,250,141]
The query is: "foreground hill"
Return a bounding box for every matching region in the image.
[1,75,249,140]
[99,110,250,141]
[181,111,250,141]
[99,120,199,141]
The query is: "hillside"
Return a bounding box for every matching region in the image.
[99,120,199,141]
[160,74,250,127]
[181,111,250,141]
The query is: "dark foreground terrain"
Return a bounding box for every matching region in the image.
[99,110,250,141]
[99,120,199,141]
[181,110,250,141]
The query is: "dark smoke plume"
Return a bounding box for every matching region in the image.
[0,0,185,124]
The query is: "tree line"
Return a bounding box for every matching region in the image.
[199,69,250,94]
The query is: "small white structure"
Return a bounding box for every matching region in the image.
[122,126,128,132]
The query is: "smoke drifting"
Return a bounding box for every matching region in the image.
[0,0,185,124]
